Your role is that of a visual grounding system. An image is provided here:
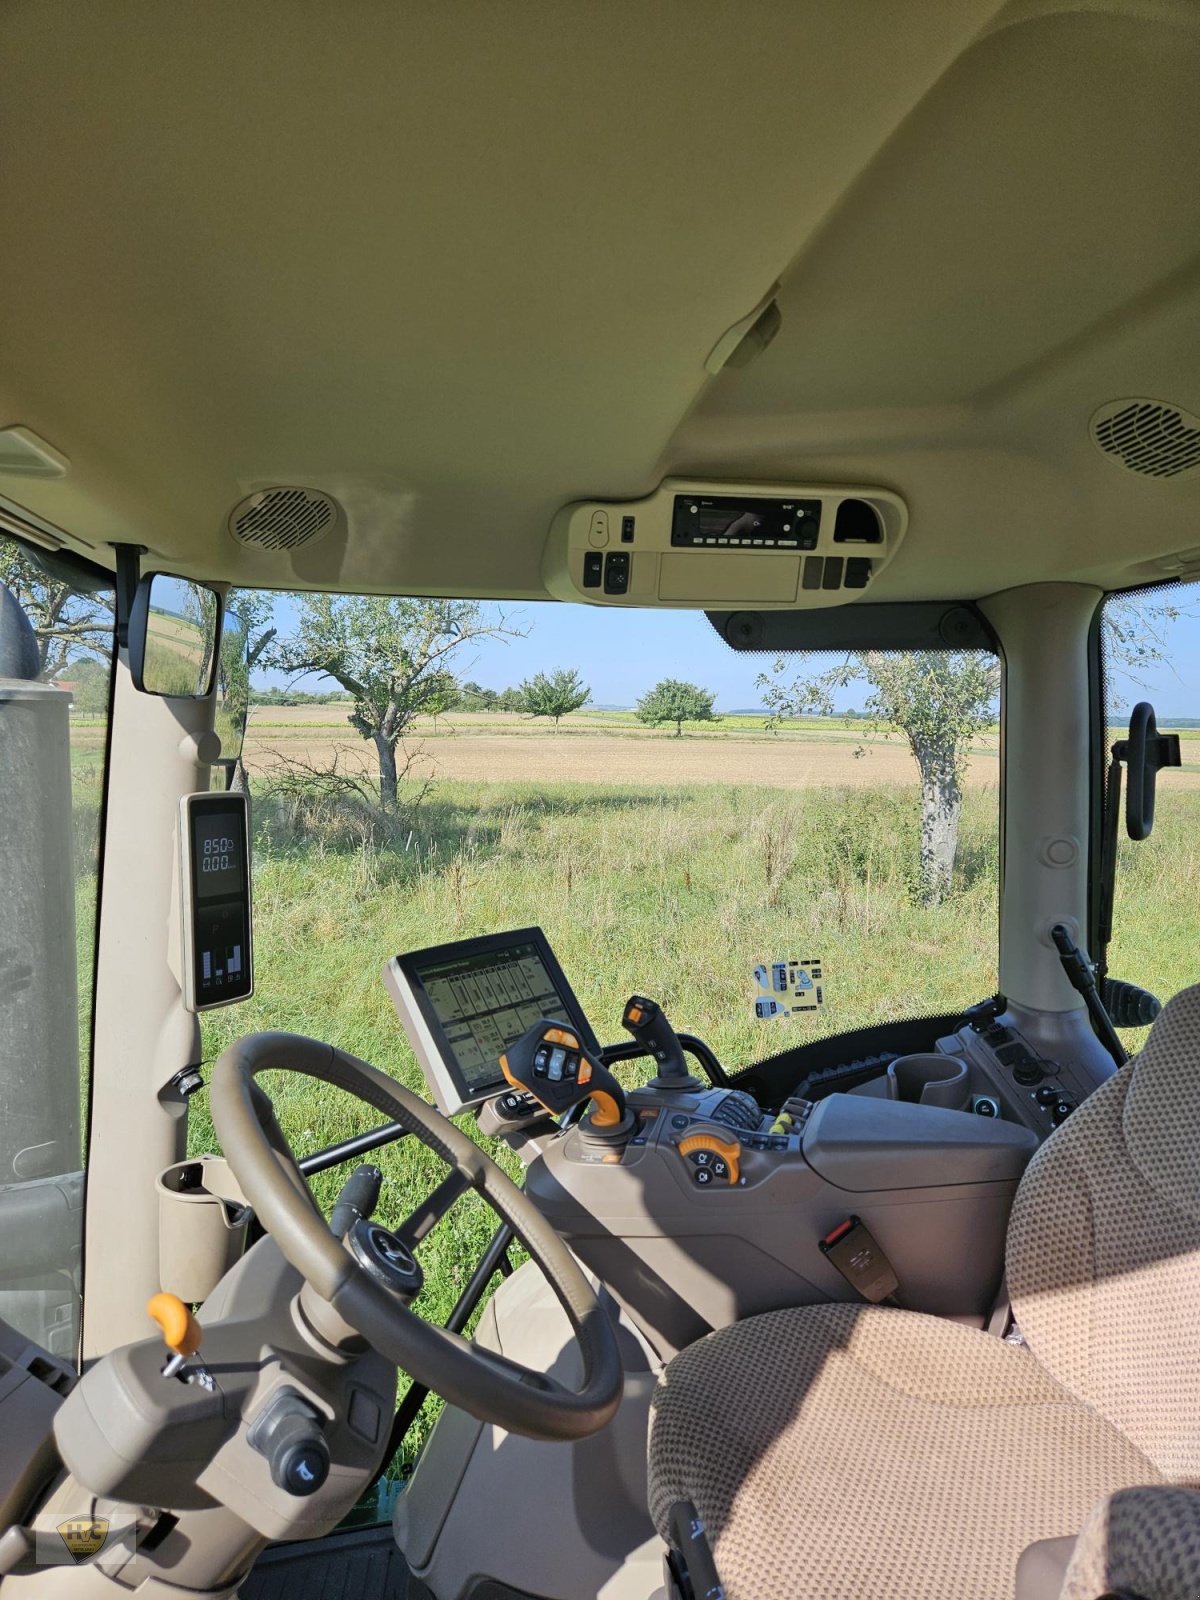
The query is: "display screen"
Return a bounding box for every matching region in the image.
[419,941,574,1094]
[193,811,245,901]
[185,795,252,1008]
[388,927,597,1111]
[671,493,822,550]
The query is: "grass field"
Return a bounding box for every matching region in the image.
[178,711,1200,1470]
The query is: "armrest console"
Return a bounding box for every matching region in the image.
[803,1094,1038,1191]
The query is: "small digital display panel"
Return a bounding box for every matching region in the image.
[671,494,822,550]
[387,928,597,1113]
[184,794,252,1010]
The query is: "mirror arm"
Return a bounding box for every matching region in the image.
[112,543,145,649]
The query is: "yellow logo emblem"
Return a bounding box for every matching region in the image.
[56,1518,109,1561]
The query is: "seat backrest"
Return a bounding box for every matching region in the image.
[1007,982,1200,1479]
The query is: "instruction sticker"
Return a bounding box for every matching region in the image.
[752,959,824,1019]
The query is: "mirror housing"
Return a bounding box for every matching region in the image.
[128,574,221,698]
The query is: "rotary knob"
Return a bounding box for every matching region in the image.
[677,1132,741,1187]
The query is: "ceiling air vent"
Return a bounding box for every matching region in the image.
[1091,400,1200,481]
[228,487,338,551]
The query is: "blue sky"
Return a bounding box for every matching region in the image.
[255,590,1200,717]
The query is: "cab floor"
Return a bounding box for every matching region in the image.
[239,1525,539,1600]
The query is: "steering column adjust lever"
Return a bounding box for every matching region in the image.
[501,1019,636,1145]
[622,994,701,1090]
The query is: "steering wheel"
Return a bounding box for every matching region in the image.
[209,1031,623,1442]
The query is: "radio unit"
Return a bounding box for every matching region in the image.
[543,479,907,609]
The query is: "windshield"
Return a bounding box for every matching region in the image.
[0,536,113,1359]
[187,589,1001,1466]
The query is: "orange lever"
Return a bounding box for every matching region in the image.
[147,1293,203,1357]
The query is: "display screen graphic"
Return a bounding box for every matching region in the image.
[419,941,572,1093]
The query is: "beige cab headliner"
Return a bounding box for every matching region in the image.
[1,0,1198,603]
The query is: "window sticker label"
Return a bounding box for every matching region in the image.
[753,959,824,1019]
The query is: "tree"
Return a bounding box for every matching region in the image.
[423,669,460,732]
[459,680,499,711]
[497,686,524,712]
[270,596,519,808]
[0,540,113,678]
[518,667,589,730]
[636,678,720,737]
[758,651,1000,906]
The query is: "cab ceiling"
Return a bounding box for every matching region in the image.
[2,0,1199,602]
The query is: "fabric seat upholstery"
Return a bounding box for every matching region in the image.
[648,985,1200,1599]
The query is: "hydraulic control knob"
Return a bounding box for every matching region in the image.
[621,995,701,1090]
[501,1019,635,1143]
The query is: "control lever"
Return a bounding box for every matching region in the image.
[501,1019,636,1144]
[621,995,701,1090]
[1050,924,1128,1069]
[330,1162,383,1240]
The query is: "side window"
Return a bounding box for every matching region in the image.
[1100,582,1200,1033]
[0,537,113,1357]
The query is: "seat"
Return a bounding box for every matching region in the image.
[648,984,1200,1600]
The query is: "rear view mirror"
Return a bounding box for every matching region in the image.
[129,574,220,697]
[213,609,250,780]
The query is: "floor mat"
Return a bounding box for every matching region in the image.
[238,1525,410,1600]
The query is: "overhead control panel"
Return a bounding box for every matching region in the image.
[543,479,908,609]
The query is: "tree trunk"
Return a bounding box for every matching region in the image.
[917,753,962,906]
[230,755,249,794]
[375,735,399,811]
[674,719,682,737]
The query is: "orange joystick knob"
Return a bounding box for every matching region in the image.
[147,1292,203,1358]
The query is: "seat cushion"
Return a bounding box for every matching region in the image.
[648,1303,1163,1600]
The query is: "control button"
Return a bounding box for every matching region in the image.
[563,1052,578,1080]
[972,1096,1000,1118]
[670,1114,690,1130]
[711,1158,729,1181]
[1035,1085,1061,1107]
[768,1135,788,1150]
[248,1390,331,1499]
[844,558,872,589]
[1052,1100,1076,1126]
[694,1167,713,1186]
[588,510,610,548]
[547,1047,566,1082]
[620,515,636,543]
[603,551,630,595]
[694,1149,711,1166]
[582,551,603,588]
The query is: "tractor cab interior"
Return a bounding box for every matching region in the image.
[3,4,1200,1598]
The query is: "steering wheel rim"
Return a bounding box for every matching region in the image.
[209,1031,623,1441]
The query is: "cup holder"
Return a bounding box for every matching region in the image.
[886,1053,970,1110]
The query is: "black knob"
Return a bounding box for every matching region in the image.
[1035,1085,1061,1107]
[1052,1100,1076,1126]
[248,1389,331,1497]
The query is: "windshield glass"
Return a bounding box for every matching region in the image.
[0,536,113,1359]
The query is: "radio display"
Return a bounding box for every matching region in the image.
[671,493,822,550]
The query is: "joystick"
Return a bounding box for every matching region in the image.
[501,1018,636,1144]
[622,995,701,1091]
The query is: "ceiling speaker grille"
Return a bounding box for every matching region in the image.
[228,487,338,551]
[1091,400,1200,480]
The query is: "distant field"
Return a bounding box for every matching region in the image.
[240,705,1200,788]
